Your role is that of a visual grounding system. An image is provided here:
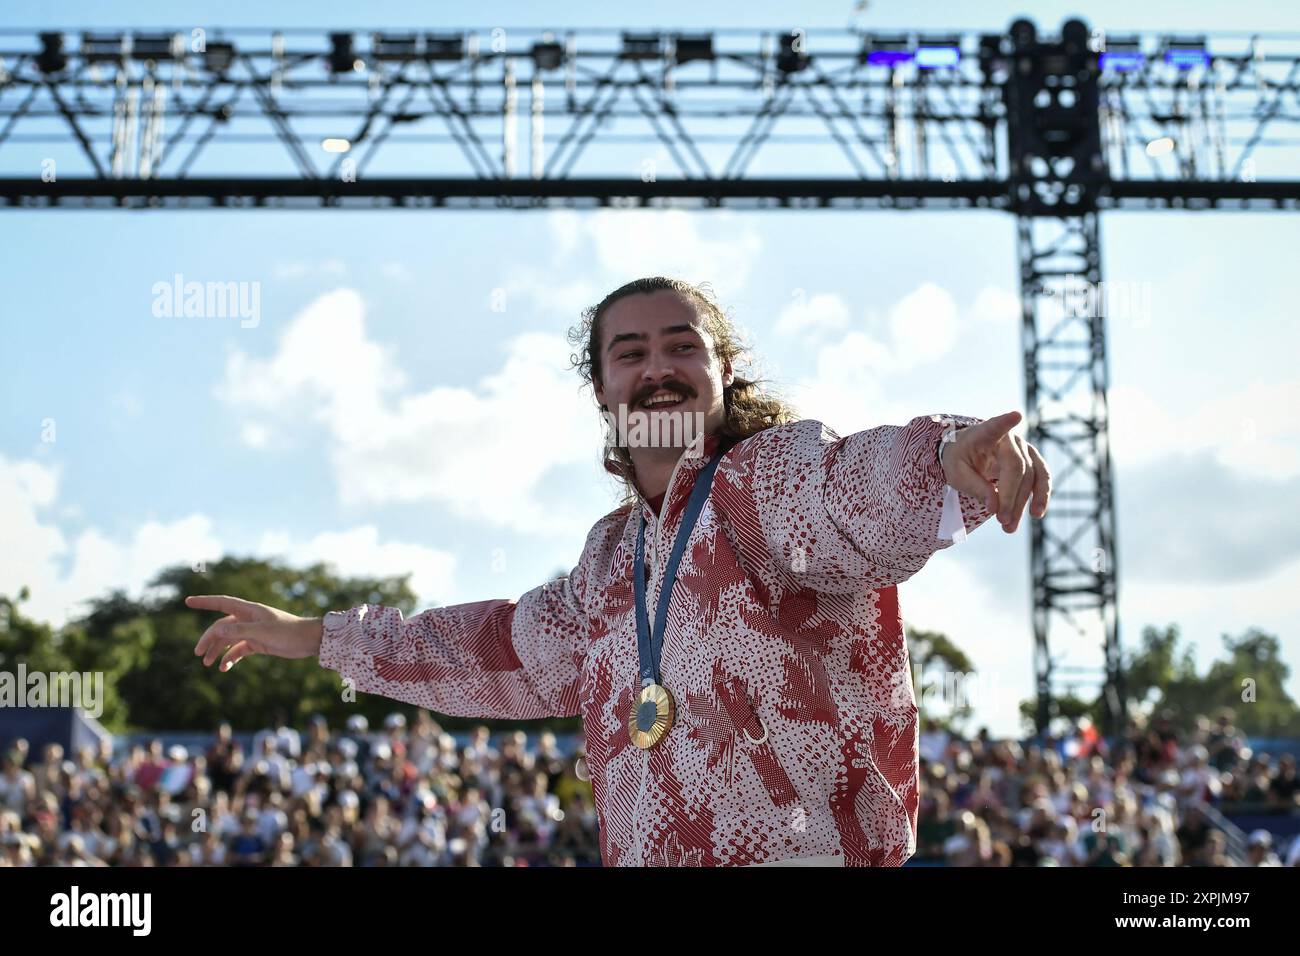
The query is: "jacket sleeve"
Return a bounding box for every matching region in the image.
[317,513,622,720]
[744,414,994,592]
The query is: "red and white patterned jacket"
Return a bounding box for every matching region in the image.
[319,413,993,866]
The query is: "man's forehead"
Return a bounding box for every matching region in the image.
[602,290,702,334]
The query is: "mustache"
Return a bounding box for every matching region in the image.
[629,381,695,406]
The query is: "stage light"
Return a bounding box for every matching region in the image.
[1164,36,1210,70]
[424,33,465,61]
[1100,51,1145,71]
[322,138,351,153]
[371,33,418,62]
[868,50,912,66]
[621,32,660,61]
[916,37,961,69]
[81,32,126,65]
[328,33,361,74]
[977,33,1010,80]
[132,33,183,62]
[1099,40,1145,72]
[37,32,67,74]
[1145,137,1175,157]
[532,39,563,70]
[863,35,913,68]
[776,31,810,73]
[672,34,714,65]
[202,41,235,74]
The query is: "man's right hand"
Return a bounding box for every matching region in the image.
[187,594,323,671]
[940,410,1051,533]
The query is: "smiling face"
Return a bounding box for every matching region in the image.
[592,289,734,444]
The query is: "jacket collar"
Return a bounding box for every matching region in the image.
[606,431,725,526]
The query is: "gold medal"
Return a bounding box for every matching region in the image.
[628,682,675,749]
[628,452,720,750]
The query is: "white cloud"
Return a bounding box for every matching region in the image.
[1118,450,1300,584]
[898,553,1037,738]
[0,457,66,612]
[889,281,959,368]
[0,454,224,626]
[326,333,601,533]
[502,270,604,325]
[774,291,851,338]
[786,330,891,428]
[111,389,143,420]
[548,209,583,260]
[898,510,1300,738]
[215,288,408,447]
[258,527,457,607]
[578,209,762,301]
[1110,379,1300,480]
[784,281,977,428]
[215,212,775,536]
[241,423,271,448]
[971,285,1020,326]
[218,290,604,536]
[0,453,457,628]
[499,209,766,332]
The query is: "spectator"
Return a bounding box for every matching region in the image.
[1245,829,1282,867]
[2,706,1290,868]
[229,812,267,866]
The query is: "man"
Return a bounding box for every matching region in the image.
[189,276,1051,867]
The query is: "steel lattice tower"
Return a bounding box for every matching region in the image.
[5,18,1298,734]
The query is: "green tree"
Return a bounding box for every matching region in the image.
[0,586,147,732]
[1165,628,1299,736]
[907,626,977,732]
[6,557,584,734]
[1017,692,1096,736]
[1017,624,1300,737]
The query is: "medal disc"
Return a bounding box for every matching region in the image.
[628,683,675,749]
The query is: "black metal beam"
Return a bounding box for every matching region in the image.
[6,20,1300,735]
[4,176,1300,208]
[0,176,1009,208]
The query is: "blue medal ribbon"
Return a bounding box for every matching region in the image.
[632,452,723,696]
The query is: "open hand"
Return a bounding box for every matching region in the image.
[187,594,322,671]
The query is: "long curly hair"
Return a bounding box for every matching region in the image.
[567,276,799,504]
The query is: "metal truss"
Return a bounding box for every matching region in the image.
[0,22,1295,206]
[4,18,1297,734]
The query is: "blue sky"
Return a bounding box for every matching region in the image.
[3,1,1298,736]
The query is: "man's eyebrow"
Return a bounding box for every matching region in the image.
[606,324,700,353]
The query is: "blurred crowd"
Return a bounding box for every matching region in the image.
[1,712,599,867]
[916,711,1300,866]
[1,708,1296,867]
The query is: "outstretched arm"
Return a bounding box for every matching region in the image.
[190,514,624,720]
[191,577,587,721]
[736,410,1049,592]
[316,573,589,721]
